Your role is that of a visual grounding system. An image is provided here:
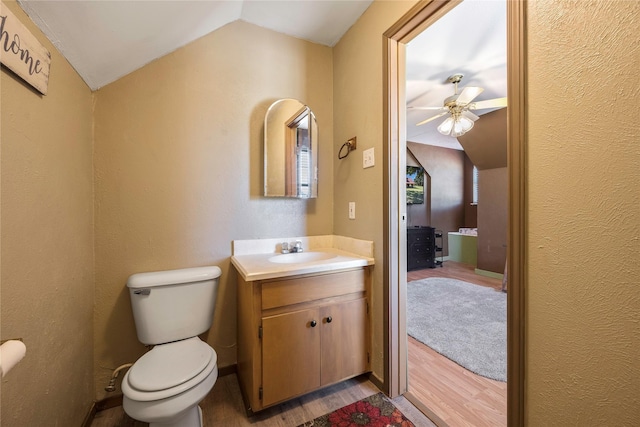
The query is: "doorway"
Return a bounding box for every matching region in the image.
[382,1,526,426]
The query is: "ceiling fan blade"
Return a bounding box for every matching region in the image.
[462,110,480,121]
[456,86,484,105]
[416,111,448,126]
[408,106,447,110]
[469,97,508,110]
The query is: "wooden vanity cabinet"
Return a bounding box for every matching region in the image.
[236,267,371,412]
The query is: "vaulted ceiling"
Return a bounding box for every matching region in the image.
[17,0,506,151]
[406,0,507,150]
[17,0,373,90]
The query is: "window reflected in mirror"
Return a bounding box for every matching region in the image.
[264,99,318,198]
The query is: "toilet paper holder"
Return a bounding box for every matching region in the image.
[1,338,23,344]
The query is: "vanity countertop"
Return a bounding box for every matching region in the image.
[231,235,375,282]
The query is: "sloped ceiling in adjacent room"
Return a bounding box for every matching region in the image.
[457,108,507,170]
[406,0,507,151]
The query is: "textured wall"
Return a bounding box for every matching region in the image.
[526,0,640,424]
[93,20,334,400]
[338,0,639,421]
[332,0,418,380]
[0,1,95,425]
[3,1,638,423]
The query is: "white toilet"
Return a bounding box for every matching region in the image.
[122,266,222,427]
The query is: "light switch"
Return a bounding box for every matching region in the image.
[348,202,356,219]
[363,148,375,168]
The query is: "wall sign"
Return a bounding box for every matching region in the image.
[0,3,50,95]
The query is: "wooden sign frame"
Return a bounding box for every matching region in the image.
[0,3,51,95]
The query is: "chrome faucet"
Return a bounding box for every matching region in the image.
[281,240,303,253]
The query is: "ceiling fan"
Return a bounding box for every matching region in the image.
[411,74,507,137]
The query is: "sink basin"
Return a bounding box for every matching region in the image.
[268,251,338,264]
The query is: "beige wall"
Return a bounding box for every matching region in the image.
[92,20,334,400]
[333,0,418,380]
[336,0,639,424]
[0,1,94,425]
[526,1,639,424]
[2,0,638,424]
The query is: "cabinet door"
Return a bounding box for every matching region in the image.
[262,308,321,407]
[320,298,368,385]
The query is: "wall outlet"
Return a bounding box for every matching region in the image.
[348,202,356,219]
[363,148,375,168]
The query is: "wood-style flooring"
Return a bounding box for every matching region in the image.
[406,261,507,427]
[91,260,504,427]
[90,374,436,427]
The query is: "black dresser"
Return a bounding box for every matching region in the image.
[407,226,436,271]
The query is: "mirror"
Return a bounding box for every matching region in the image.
[264,99,318,198]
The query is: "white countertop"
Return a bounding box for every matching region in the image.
[231,235,375,281]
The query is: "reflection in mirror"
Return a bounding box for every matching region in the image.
[264,99,318,198]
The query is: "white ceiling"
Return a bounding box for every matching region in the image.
[17,0,505,149]
[17,0,373,90]
[406,0,507,149]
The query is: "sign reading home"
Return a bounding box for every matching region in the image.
[0,3,50,95]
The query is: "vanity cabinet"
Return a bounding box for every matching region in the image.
[237,268,371,412]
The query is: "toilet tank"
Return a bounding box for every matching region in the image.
[127,266,222,345]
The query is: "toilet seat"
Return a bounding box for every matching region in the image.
[122,337,217,402]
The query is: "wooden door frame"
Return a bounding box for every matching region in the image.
[382,1,527,425]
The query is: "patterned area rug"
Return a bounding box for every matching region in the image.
[298,393,415,427]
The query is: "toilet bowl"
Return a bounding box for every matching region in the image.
[122,337,218,427]
[122,266,222,427]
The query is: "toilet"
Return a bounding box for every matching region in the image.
[121,266,222,427]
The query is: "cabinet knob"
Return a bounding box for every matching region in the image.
[326,316,333,323]
[310,320,317,327]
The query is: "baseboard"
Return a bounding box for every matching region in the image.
[404,391,449,427]
[82,394,124,426]
[81,401,97,427]
[474,268,503,280]
[218,363,237,377]
[90,363,238,416]
[368,371,385,394]
[96,394,124,411]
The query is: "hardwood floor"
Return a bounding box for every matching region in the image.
[407,261,507,427]
[90,374,436,427]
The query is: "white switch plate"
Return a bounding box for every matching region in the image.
[363,148,375,168]
[348,202,356,219]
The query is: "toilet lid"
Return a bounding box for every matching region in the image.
[128,337,213,392]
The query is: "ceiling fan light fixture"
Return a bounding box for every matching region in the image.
[416,73,506,137]
[437,117,455,135]
[438,114,474,137]
[452,115,475,137]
